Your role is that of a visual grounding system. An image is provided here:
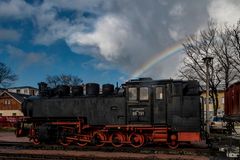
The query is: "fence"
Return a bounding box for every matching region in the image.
[0,116,23,128]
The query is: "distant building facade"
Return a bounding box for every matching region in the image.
[0,91,29,116]
[201,90,225,118]
[8,86,38,96]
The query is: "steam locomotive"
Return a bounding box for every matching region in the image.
[16,78,203,148]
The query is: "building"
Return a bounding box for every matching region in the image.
[8,86,38,96]
[0,91,29,116]
[201,90,225,118]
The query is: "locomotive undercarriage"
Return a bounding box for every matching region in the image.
[15,117,200,149]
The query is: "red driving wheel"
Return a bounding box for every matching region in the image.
[129,132,144,148]
[168,140,179,149]
[168,134,179,149]
[76,135,88,147]
[93,132,106,147]
[110,132,125,147]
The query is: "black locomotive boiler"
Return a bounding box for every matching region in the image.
[16,78,203,148]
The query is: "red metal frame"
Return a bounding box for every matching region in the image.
[17,118,201,148]
[177,132,201,142]
[0,116,23,127]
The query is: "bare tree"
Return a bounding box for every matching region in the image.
[0,62,18,88]
[227,20,240,76]
[179,21,240,116]
[212,27,237,88]
[46,74,83,87]
[46,75,60,87]
[179,23,221,115]
[228,20,240,56]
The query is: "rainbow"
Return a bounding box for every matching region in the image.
[131,41,184,79]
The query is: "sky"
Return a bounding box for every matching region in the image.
[0,0,240,87]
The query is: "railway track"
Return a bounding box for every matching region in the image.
[0,152,86,160]
[0,141,229,159]
[0,141,211,155]
[0,148,211,160]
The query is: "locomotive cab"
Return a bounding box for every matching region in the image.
[125,78,168,125]
[125,78,202,141]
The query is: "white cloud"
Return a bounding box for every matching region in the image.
[168,28,181,41]
[0,29,20,41]
[208,0,240,25]
[119,76,127,82]
[0,0,214,79]
[6,45,54,70]
[81,59,113,70]
[67,14,131,61]
[0,0,33,19]
[95,62,111,70]
[169,4,184,16]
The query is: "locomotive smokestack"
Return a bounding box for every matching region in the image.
[38,82,47,96]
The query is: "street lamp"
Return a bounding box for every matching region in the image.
[203,56,213,134]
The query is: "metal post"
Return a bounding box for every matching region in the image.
[203,56,213,134]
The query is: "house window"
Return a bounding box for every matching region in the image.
[156,87,164,100]
[24,89,28,94]
[221,97,224,104]
[12,113,16,116]
[16,89,20,93]
[4,100,11,105]
[129,87,137,101]
[140,87,149,100]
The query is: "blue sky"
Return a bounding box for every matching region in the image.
[0,0,239,87]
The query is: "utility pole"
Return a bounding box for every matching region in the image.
[203,56,213,134]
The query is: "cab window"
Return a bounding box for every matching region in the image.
[156,87,164,100]
[140,87,149,100]
[129,87,137,101]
